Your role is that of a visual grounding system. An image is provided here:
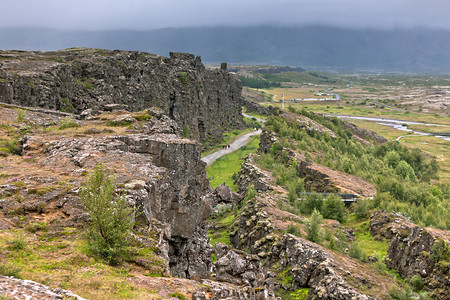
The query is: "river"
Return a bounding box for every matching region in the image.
[331,115,450,142]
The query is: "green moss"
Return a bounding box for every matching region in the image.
[177,72,189,84]
[284,288,310,300]
[59,98,74,113]
[169,292,187,300]
[352,220,389,257]
[75,77,95,90]
[106,119,134,127]
[208,229,231,247]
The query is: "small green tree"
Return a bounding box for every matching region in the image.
[349,242,363,260]
[182,125,191,138]
[81,164,134,265]
[306,208,323,243]
[353,199,370,220]
[299,192,324,215]
[322,195,346,222]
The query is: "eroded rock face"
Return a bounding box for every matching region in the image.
[233,154,273,195]
[269,235,373,300]
[370,211,450,298]
[0,49,244,142]
[241,98,280,116]
[340,120,387,145]
[13,108,214,279]
[169,224,213,279]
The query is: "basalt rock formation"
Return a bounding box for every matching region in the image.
[0,106,215,281]
[0,276,86,300]
[370,211,450,298]
[0,48,244,142]
[223,155,395,299]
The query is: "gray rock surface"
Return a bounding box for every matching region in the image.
[0,49,244,142]
[370,211,450,298]
[0,276,86,300]
[233,154,273,195]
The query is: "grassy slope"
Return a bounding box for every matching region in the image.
[0,228,163,300]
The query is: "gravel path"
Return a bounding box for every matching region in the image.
[201,129,262,166]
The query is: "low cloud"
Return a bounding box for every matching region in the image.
[1,0,449,30]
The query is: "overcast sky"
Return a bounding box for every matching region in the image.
[1,0,449,31]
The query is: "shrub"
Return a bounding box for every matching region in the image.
[81,164,134,265]
[16,109,26,123]
[182,125,190,138]
[409,274,424,292]
[59,98,74,113]
[58,117,80,130]
[7,237,26,251]
[0,263,22,279]
[305,209,323,243]
[286,223,302,237]
[322,195,346,222]
[349,242,363,260]
[299,192,323,215]
[177,72,189,84]
[353,199,371,220]
[169,292,187,300]
[1,139,21,155]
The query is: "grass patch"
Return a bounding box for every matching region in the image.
[58,117,80,130]
[208,229,231,248]
[0,227,168,299]
[348,219,389,258]
[206,135,259,190]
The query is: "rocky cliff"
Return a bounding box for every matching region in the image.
[370,211,450,298]
[0,48,244,142]
[0,106,215,280]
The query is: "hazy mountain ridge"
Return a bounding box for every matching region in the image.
[2,26,450,73]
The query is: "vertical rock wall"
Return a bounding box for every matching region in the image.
[0,49,245,142]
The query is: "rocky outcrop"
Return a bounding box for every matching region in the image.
[268,235,373,300]
[258,130,279,154]
[214,183,242,205]
[213,243,275,297]
[0,276,85,300]
[370,211,450,298]
[241,98,280,116]
[233,154,273,195]
[227,192,394,299]
[0,48,244,142]
[0,107,214,279]
[229,198,278,256]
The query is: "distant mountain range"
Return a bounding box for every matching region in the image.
[2,26,450,73]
